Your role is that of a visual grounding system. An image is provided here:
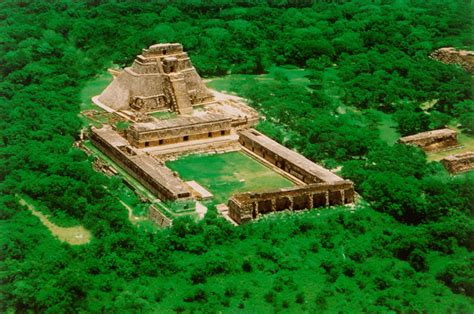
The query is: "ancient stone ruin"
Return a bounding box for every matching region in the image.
[399,128,458,152]
[88,43,355,225]
[430,47,474,74]
[441,152,474,174]
[96,43,213,114]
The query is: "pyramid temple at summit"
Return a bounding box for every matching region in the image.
[97,43,214,114]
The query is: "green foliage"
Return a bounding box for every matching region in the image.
[1,0,473,312]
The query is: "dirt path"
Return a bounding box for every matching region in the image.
[118,199,147,224]
[19,198,91,245]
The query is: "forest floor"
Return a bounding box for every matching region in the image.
[18,197,91,245]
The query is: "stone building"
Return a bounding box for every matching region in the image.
[126,113,232,148]
[441,152,474,174]
[239,129,342,184]
[227,128,354,223]
[91,125,191,200]
[430,47,474,74]
[229,181,354,224]
[399,128,458,152]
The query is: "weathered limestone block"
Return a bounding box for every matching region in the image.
[441,152,474,174]
[399,128,458,152]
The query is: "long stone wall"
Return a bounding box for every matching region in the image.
[228,181,354,224]
[126,114,232,148]
[90,126,190,200]
[239,129,342,183]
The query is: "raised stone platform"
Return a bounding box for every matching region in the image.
[399,128,458,152]
[441,152,474,174]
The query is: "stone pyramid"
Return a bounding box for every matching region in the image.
[97,43,214,114]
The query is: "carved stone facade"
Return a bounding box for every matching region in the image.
[98,43,213,114]
[126,113,232,148]
[149,205,172,227]
[442,152,474,174]
[399,128,458,152]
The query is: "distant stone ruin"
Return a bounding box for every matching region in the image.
[399,128,458,152]
[88,43,355,225]
[441,152,474,174]
[430,47,474,74]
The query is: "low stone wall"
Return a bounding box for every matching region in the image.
[399,128,458,152]
[90,126,190,200]
[149,205,172,227]
[442,152,474,174]
[228,181,354,224]
[239,129,342,184]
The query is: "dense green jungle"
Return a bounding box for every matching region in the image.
[1,0,473,312]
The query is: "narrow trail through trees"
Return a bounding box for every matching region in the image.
[18,198,91,245]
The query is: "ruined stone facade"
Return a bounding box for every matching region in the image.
[126,113,232,148]
[149,205,172,227]
[441,152,474,174]
[229,181,354,224]
[430,47,474,74]
[399,128,458,152]
[97,43,213,114]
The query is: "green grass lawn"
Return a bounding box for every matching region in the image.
[427,128,474,161]
[150,111,178,120]
[79,73,112,111]
[166,151,294,203]
[376,111,400,145]
[206,65,311,93]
